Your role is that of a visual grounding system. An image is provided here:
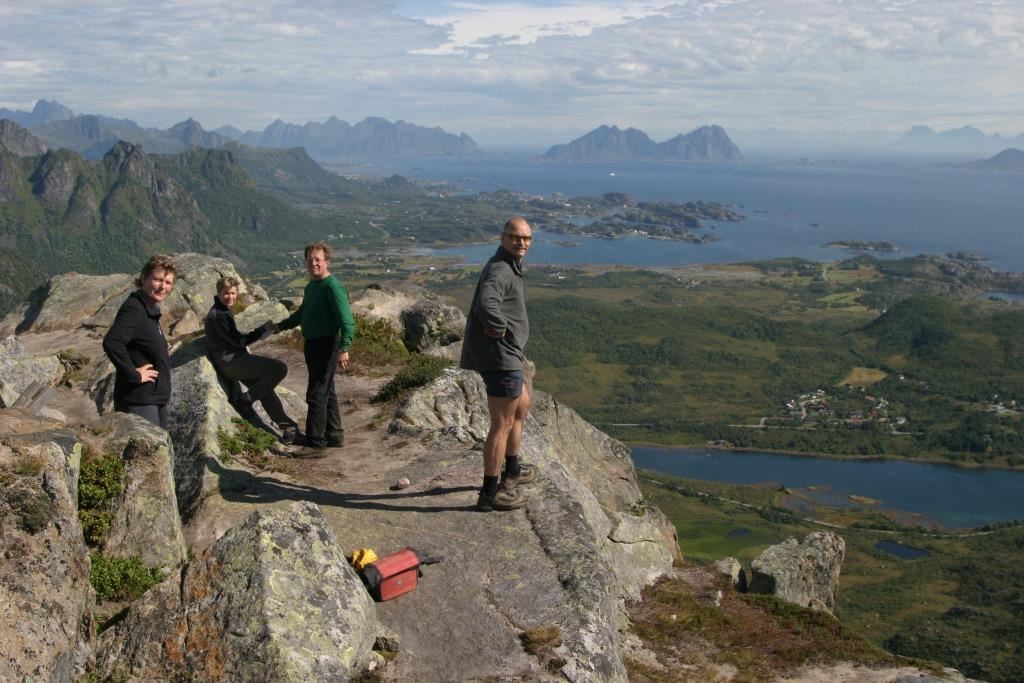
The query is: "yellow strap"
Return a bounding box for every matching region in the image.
[350,548,379,571]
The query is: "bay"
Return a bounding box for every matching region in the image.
[379,157,1024,273]
[631,446,1024,529]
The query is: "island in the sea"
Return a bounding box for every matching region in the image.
[824,240,901,252]
[477,190,745,242]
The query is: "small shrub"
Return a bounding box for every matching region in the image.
[90,553,163,602]
[78,453,124,510]
[78,452,124,547]
[372,354,452,403]
[80,509,114,546]
[350,315,410,368]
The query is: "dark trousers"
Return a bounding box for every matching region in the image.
[217,352,297,429]
[303,335,343,447]
[116,403,168,431]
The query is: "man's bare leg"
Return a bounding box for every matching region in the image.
[484,394,520,477]
[504,384,531,458]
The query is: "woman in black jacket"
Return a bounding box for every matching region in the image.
[102,255,177,429]
[204,275,299,445]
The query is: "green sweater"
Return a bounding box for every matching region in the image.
[278,275,356,350]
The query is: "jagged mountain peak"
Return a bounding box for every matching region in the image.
[0,119,50,157]
[544,123,741,161]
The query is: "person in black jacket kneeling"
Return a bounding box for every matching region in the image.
[102,254,177,430]
[204,275,300,445]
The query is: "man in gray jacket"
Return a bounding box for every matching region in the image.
[460,217,538,511]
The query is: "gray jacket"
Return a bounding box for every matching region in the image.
[460,246,529,372]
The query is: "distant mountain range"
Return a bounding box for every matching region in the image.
[0,100,477,161]
[900,125,1024,152]
[957,148,1024,171]
[215,116,478,160]
[0,100,74,128]
[543,125,742,161]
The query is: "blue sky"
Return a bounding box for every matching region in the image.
[1,1,1022,146]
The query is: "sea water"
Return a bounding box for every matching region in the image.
[380,157,1024,272]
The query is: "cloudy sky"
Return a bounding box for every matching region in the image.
[1,0,1022,146]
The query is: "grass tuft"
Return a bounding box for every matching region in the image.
[372,354,452,403]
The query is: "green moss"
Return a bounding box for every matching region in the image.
[217,418,278,461]
[13,455,45,477]
[372,354,452,403]
[11,484,55,534]
[90,553,163,602]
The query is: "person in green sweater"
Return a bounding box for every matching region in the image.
[272,242,356,458]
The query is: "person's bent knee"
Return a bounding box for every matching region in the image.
[267,357,288,384]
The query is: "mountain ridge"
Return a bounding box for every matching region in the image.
[543,124,743,161]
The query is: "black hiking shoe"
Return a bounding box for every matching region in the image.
[476,487,526,512]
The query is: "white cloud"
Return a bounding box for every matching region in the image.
[0,0,1021,143]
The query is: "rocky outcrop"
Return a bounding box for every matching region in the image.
[749,531,846,611]
[0,428,92,683]
[166,351,249,520]
[713,556,747,591]
[160,252,271,336]
[0,119,50,157]
[401,298,465,351]
[352,283,466,352]
[390,367,676,681]
[3,273,133,335]
[0,335,62,408]
[3,253,267,336]
[91,412,187,569]
[94,502,378,681]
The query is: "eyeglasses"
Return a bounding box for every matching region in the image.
[503,233,533,243]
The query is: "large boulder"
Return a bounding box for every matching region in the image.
[2,253,269,337]
[0,335,62,408]
[352,283,465,352]
[88,412,187,569]
[749,531,846,611]
[93,502,378,682]
[167,351,247,521]
[0,429,93,683]
[2,273,133,336]
[165,345,305,521]
[159,253,269,337]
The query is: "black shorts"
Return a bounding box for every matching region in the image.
[479,370,524,398]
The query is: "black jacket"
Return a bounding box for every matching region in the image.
[204,299,262,364]
[102,290,172,406]
[460,246,529,372]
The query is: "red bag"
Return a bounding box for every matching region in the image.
[361,548,422,601]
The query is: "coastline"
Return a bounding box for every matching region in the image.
[626,440,1024,472]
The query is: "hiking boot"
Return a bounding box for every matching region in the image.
[476,487,526,512]
[500,463,537,490]
[280,425,299,446]
[291,445,328,459]
[327,433,345,447]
